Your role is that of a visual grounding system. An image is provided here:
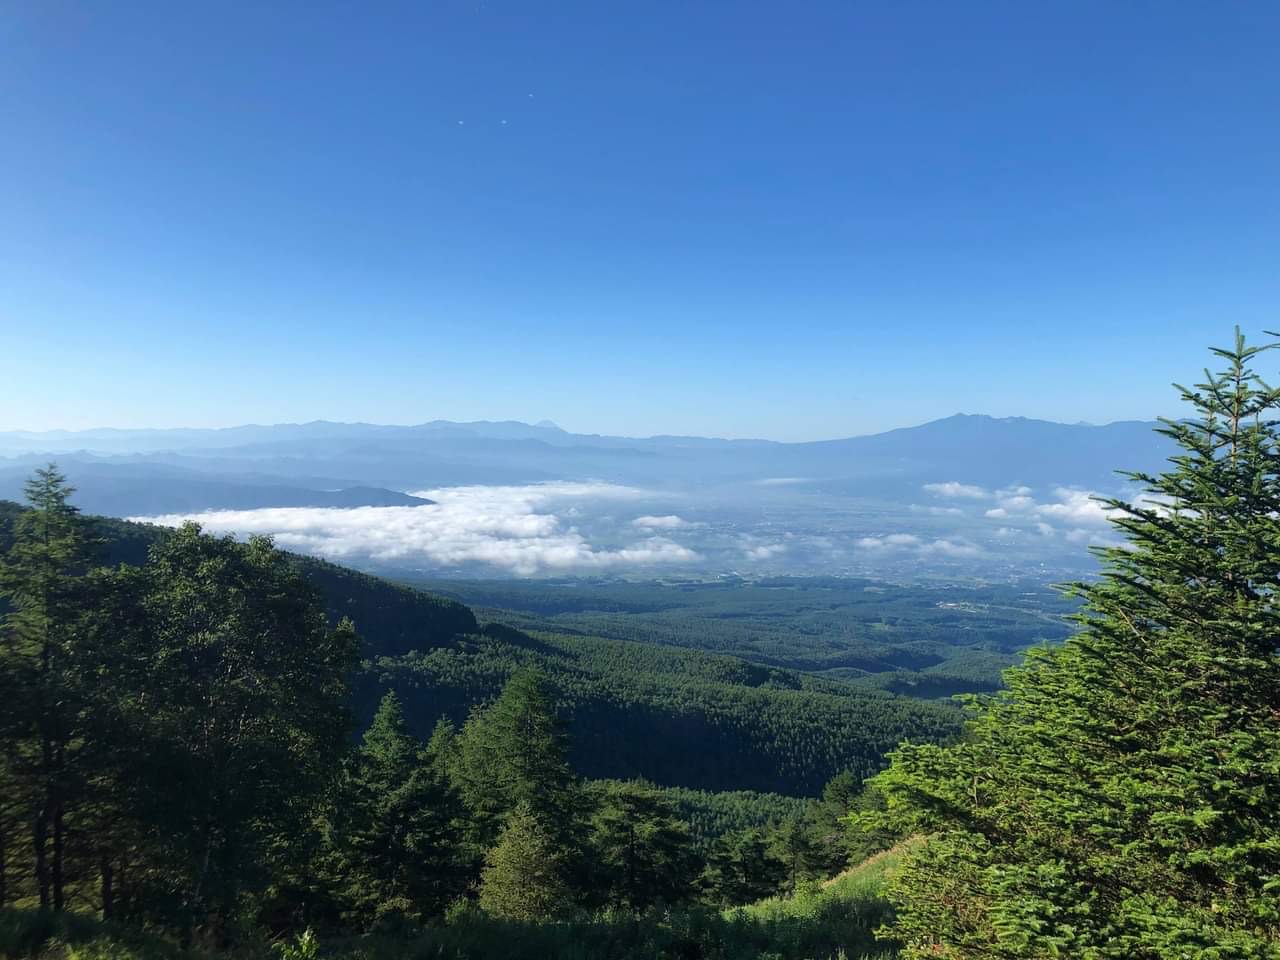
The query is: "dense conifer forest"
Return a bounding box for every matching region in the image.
[0,471,929,958]
[406,577,1076,696]
[4,334,1280,958]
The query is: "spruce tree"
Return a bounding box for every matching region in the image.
[768,811,825,894]
[477,802,572,922]
[0,465,98,910]
[322,692,468,926]
[702,826,787,905]
[868,331,1280,958]
[587,780,700,911]
[452,669,580,848]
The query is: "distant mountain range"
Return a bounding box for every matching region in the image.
[0,459,433,516]
[0,414,1173,516]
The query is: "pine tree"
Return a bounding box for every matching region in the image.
[322,692,468,927]
[477,802,572,922]
[587,780,701,911]
[452,669,580,848]
[768,812,824,894]
[869,330,1280,958]
[0,465,99,910]
[122,525,359,942]
[0,751,16,907]
[815,775,895,869]
[701,826,786,905]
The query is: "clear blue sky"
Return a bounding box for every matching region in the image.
[2,1,1278,440]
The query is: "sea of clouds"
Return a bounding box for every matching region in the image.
[853,481,1153,561]
[131,477,1151,578]
[134,481,701,576]
[917,480,1155,547]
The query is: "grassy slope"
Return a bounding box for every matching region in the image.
[728,844,914,960]
[0,908,192,960]
[0,846,909,960]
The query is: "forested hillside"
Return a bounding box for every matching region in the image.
[406,576,1075,697]
[6,504,480,659]
[0,475,901,958]
[364,625,960,794]
[1,500,964,798]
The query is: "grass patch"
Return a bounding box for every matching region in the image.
[0,846,907,960]
[0,909,191,960]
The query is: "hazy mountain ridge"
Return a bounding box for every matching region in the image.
[0,413,1171,489]
[0,415,1176,577]
[0,459,435,516]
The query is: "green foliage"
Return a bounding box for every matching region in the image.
[273,928,318,960]
[296,560,476,658]
[4,482,893,942]
[451,669,581,847]
[116,525,359,936]
[319,693,469,927]
[871,331,1280,957]
[0,496,360,941]
[0,907,191,960]
[733,844,909,957]
[0,466,100,911]
[373,627,961,796]
[477,803,573,922]
[658,785,809,852]
[834,782,897,869]
[0,454,1102,958]
[770,813,827,895]
[1,903,898,960]
[0,503,477,664]
[408,575,1075,684]
[585,780,701,911]
[703,827,788,906]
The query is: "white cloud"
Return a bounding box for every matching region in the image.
[979,486,1129,535]
[632,514,694,530]
[856,533,979,558]
[858,534,922,549]
[997,485,1033,497]
[1035,487,1116,527]
[910,504,965,516]
[752,477,812,486]
[858,534,905,549]
[132,481,701,576]
[920,538,981,558]
[1064,527,1125,547]
[998,495,1036,512]
[923,481,989,499]
[738,532,791,561]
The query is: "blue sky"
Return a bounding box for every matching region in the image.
[2,1,1278,440]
